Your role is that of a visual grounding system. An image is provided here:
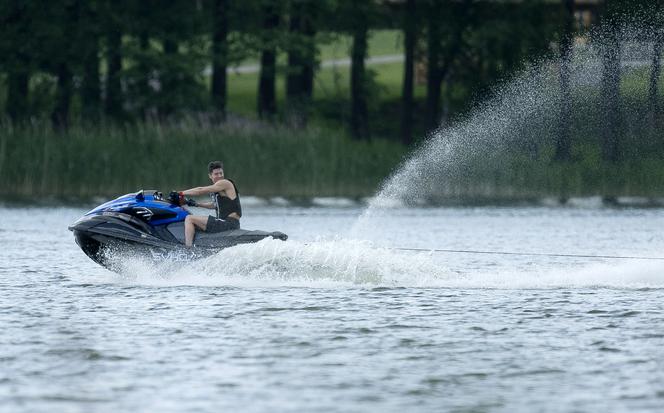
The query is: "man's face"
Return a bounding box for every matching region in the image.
[209,168,224,183]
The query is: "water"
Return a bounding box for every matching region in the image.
[2,204,664,412]
[4,14,664,413]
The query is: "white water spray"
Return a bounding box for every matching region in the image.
[108,22,664,289]
[350,22,662,238]
[103,237,664,289]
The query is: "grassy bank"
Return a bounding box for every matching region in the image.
[0,120,406,199]
[414,140,664,204]
[3,120,664,203]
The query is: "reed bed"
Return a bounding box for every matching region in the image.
[3,118,664,203]
[422,142,664,203]
[0,119,406,199]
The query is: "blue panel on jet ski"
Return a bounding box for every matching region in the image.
[84,190,189,226]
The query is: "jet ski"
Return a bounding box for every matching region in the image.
[69,189,287,269]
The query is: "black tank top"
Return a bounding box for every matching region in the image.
[210,179,242,219]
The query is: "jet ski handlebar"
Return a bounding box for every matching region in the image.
[167,191,186,206]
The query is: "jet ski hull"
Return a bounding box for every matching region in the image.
[72,228,226,269]
[69,190,287,271]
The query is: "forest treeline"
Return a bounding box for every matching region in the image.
[1,0,573,144]
[4,0,664,200]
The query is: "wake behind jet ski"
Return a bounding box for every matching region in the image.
[69,190,287,269]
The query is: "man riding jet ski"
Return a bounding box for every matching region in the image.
[69,189,287,269]
[69,161,286,270]
[175,160,243,247]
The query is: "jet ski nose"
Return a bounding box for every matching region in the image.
[270,232,288,241]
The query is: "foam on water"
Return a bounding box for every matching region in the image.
[448,261,664,290]
[107,238,443,288]
[105,239,664,290]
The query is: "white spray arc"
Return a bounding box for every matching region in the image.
[351,23,660,239]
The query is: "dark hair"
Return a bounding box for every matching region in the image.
[208,161,224,174]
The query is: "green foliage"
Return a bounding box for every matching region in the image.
[3,1,663,201]
[0,120,406,198]
[0,1,569,131]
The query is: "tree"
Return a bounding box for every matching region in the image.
[257,0,280,119]
[50,0,80,130]
[648,10,664,135]
[349,0,372,140]
[555,0,575,162]
[285,0,318,127]
[1,1,33,122]
[211,0,229,118]
[160,36,179,118]
[400,0,417,146]
[80,0,102,121]
[105,8,124,120]
[159,1,207,119]
[425,0,470,132]
[599,5,622,163]
[425,0,443,132]
[649,36,662,129]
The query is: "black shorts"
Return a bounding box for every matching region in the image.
[206,216,240,233]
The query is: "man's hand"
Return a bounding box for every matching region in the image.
[168,191,185,206]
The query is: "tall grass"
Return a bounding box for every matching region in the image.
[0,119,406,199]
[3,115,664,203]
[423,142,664,203]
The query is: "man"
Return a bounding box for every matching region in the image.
[175,161,242,247]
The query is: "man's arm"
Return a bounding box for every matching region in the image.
[196,202,215,209]
[181,180,230,197]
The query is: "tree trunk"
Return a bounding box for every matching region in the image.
[555,0,575,162]
[286,11,304,100]
[257,3,279,119]
[425,1,442,132]
[258,49,277,119]
[51,62,73,130]
[5,3,30,122]
[600,24,622,163]
[81,45,101,120]
[51,0,79,130]
[81,7,101,122]
[211,0,228,118]
[161,38,178,118]
[6,69,29,123]
[400,0,416,146]
[286,1,316,128]
[105,27,123,119]
[350,5,369,140]
[426,1,467,132]
[301,13,315,103]
[441,74,453,126]
[137,31,152,119]
[648,34,662,132]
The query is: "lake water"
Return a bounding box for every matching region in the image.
[2,203,664,412]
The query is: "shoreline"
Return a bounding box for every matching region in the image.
[4,194,664,209]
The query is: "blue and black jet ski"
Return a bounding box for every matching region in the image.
[69,190,287,268]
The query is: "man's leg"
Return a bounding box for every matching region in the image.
[184,215,209,247]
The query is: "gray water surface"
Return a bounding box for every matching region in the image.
[2,205,664,412]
